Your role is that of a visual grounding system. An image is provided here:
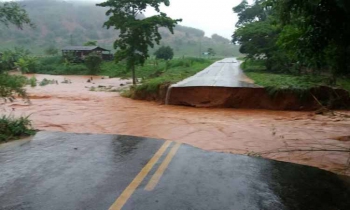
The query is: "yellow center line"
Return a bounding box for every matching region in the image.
[108,140,172,210]
[145,142,182,191]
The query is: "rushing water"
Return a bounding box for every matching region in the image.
[2,74,350,175]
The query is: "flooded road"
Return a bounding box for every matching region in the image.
[2,74,350,175]
[1,132,349,210]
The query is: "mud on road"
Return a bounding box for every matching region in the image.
[2,74,350,176]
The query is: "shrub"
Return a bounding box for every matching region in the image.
[85,53,102,75]
[0,115,35,142]
[154,46,174,60]
[39,56,62,66]
[0,73,27,101]
[14,56,39,73]
[28,76,37,87]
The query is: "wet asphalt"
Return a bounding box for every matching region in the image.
[171,58,257,88]
[0,131,349,210]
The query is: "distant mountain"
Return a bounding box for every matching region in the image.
[0,0,240,57]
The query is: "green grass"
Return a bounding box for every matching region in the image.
[98,58,215,97]
[32,56,216,99]
[241,59,350,92]
[131,58,214,97]
[236,57,246,61]
[0,115,35,143]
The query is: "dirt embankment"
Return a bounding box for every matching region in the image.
[133,85,350,111]
[131,83,171,102]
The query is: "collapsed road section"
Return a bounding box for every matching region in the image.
[166,58,350,110]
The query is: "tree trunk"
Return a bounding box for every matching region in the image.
[132,64,136,85]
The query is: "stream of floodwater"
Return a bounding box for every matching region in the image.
[2,74,350,175]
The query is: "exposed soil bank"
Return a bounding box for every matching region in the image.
[1,74,350,176]
[167,86,350,110]
[131,83,170,102]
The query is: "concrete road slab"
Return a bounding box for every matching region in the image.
[1,132,349,210]
[171,58,257,88]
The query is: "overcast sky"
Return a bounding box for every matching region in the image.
[85,0,250,39]
[145,0,246,39]
[5,0,250,39]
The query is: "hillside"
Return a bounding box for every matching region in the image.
[0,0,240,57]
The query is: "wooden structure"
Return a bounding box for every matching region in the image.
[62,46,113,61]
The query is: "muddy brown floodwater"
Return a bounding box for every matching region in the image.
[2,74,350,176]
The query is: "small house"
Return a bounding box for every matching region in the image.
[62,46,113,61]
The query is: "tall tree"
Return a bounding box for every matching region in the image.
[233,0,267,27]
[276,0,350,78]
[0,2,32,100]
[232,0,281,70]
[0,2,33,29]
[97,0,181,84]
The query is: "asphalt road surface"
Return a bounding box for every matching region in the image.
[1,132,349,210]
[171,58,257,88]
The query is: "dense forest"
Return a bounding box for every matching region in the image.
[233,0,350,83]
[0,0,239,57]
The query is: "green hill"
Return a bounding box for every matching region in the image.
[0,0,240,57]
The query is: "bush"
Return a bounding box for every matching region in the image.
[34,56,89,75]
[85,53,102,75]
[0,73,27,101]
[15,56,39,73]
[39,56,62,66]
[44,46,59,56]
[35,63,88,75]
[154,46,174,60]
[27,76,37,87]
[0,115,35,142]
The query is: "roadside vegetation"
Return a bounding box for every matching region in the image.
[0,115,35,143]
[241,59,350,92]
[122,58,215,99]
[233,0,350,93]
[0,2,35,143]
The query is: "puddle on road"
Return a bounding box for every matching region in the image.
[1,74,350,176]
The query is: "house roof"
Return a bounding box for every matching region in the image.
[62,46,110,51]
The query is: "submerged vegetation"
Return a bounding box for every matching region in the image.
[30,56,215,98]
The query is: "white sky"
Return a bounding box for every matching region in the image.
[5,0,251,39]
[145,0,246,39]
[87,0,251,39]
